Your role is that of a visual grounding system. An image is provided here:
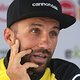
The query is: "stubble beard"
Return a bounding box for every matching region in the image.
[20,48,53,79]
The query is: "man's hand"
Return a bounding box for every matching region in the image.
[6,40,38,80]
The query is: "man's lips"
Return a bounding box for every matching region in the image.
[21,48,51,65]
[30,52,49,64]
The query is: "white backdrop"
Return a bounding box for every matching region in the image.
[0,0,80,67]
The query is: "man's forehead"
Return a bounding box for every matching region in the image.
[25,17,60,29]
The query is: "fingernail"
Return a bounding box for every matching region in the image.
[27,49,32,53]
[28,48,33,53]
[15,39,18,44]
[36,65,39,67]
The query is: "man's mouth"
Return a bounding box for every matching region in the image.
[21,48,51,65]
[30,52,49,64]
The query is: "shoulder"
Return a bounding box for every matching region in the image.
[50,58,79,69]
[0,58,6,73]
[0,58,10,80]
[49,58,80,80]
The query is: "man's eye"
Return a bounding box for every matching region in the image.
[49,31,58,38]
[30,28,40,34]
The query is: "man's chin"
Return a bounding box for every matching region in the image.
[27,64,46,80]
[27,63,46,78]
[34,63,46,72]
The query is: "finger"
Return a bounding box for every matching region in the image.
[23,62,39,69]
[15,49,32,63]
[11,39,19,56]
[9,39,19,61]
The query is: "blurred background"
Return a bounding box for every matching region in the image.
[0,0,80,67]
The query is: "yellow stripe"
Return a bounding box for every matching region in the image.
[40,68,57,80]
[0,58,10,80]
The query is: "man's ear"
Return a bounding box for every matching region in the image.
[4,28,15,46]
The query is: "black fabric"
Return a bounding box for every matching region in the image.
[4,51,80,80]
[49,59,80,80]
[7,0,76,29]
[4,50,10,69]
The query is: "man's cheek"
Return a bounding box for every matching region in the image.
[20,40,37,51]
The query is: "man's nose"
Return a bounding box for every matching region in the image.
[38,34,51,50]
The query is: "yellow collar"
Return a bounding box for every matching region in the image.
[40,68,57,80]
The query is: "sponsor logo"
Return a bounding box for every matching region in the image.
[60,0,76,17]
[0,3,8,23]
[78,0,80,6]
[78,0,80,20]
[0,4,8,11]
[77,8,80,20]
[79,8,80,20]
[65,46,80,59]
[32,3,58,10]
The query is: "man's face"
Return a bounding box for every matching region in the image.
[10,17,60,73]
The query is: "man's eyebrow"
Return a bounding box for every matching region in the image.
[29,23,60,30]
[30,23,43,27]
[52,26,60,30]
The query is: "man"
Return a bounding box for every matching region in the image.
[0,0,80,80]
